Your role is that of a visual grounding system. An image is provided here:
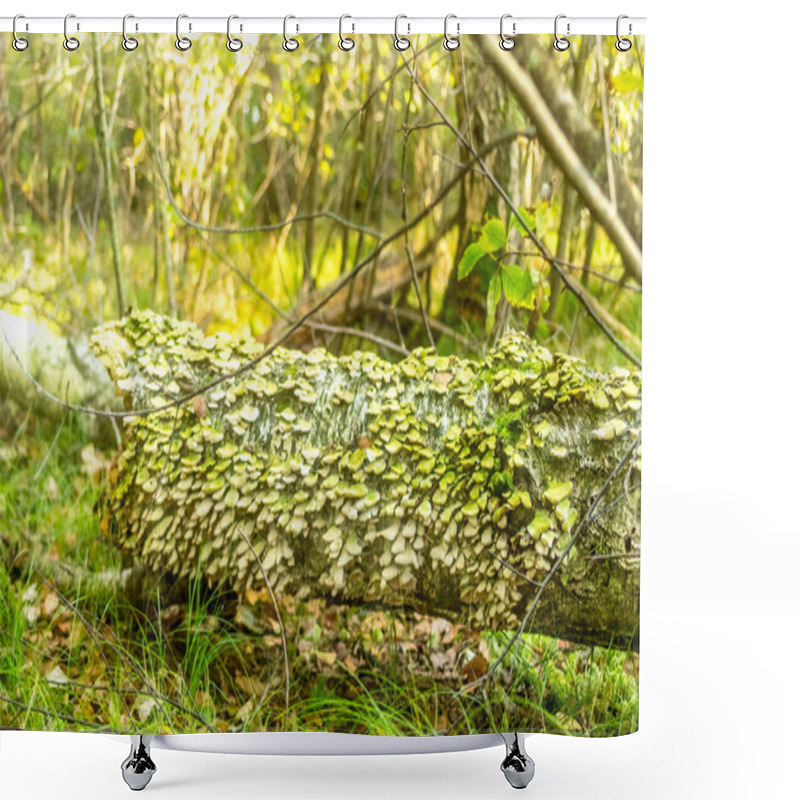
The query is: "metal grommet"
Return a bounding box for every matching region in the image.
[282,15,299,51]
[175,13,192,51]
[616,15,632,51]
[63,13,80,51]
[121,14,139,51]
[338,14,355,51]
[226,15,243,52]
[12,15,29,51]
[499,14,516,50]
[394,14,410,51]
[553,14,570,51]
[443,14,459,50]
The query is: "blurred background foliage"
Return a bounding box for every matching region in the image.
[1,32,642,367]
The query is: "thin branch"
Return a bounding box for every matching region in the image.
[153,146,383,241]
[400,59,436,349]
[505,251,641,291]
[235,526,291,717]
[459,434,641,694]
[0,693,110,730]
[210,244,409,355]
[402,56,642,369]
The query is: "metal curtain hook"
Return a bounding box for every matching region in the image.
[226,15,243,51]
[283,15,299,51]
[394,14,410,51]
[175,13,192,51]
[553,14,570,51]
[443,14,459,50]
[616,15,632,51]
[121,14,139,51]
[339,14,355,51]
[12,14,29,51]
[63,13,80,51]
[499,14,516,50]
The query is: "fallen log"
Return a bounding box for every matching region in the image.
[0,309,118,435]
[91,310,641,649]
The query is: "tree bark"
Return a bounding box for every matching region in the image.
[91,311,641,650]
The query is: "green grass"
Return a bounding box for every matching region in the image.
[0,410,637,737]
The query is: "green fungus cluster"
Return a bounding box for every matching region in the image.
[90,310,641,630]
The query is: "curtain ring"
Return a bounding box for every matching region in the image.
[63,13,80,51]
[443,14,459,51]
[283,15,299,51]
[175,13,192,51]
[553,14,570,51]
[616,15,632,51]
[394,14,410,51]
[121,14,139,51]
[226,15,243,51]
[499,14,516,50]
[338,15,355,51]
[12,15,29,51]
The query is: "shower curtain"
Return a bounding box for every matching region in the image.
[0,30,642,739]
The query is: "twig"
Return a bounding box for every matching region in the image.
[401,56,642,369]
[459,434,641,694]
[235,526,291,717]
[33,385,69,481]
[210,244,409,355]
[487,550,544,588]
[0,693,110,730]
[365,302,479,352]
[504,251,641,292]
[400,61,436,350]
[35,570,213,731]
[153,146,383,241]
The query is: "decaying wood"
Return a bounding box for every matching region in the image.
[90,310,641,650]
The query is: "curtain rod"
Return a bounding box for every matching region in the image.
[0,16,645,37]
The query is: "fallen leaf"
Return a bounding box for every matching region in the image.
[41,591,60,618]
[46,665,68,685]
[135,697,156,723]
[316,651,337,667]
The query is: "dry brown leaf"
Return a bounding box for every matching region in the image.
[316,651,337,667]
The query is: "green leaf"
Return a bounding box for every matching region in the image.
[458,243,487,280]
[509,207,537,237]
[611,70,643,94]
[501,264,536,310]
[486,271,502,334]
[478,218,507,253]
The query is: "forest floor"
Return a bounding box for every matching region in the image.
[0,412,638,737]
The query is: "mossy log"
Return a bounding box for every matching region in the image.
[91,311,641,650]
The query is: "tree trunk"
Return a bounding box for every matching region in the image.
[92,33,126,316]
[90,311,641,650]
[515,37,643,248]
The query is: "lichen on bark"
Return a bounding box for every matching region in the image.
[90,310,641,648]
